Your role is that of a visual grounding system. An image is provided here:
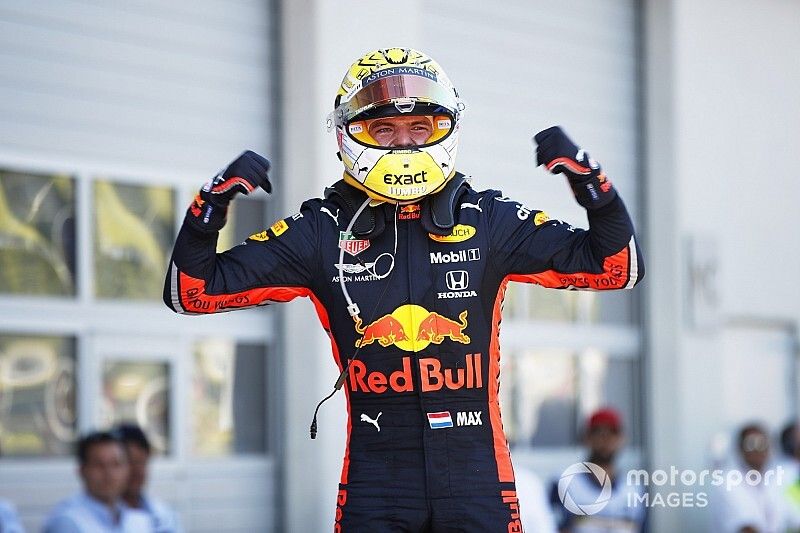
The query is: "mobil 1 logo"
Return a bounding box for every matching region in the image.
[430,248,480,265]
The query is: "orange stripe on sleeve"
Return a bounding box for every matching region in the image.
[178,271,309,313]
[509,245,631,290]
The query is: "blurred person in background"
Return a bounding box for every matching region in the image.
[0,499,24,533]
[778,421,799,482]
[714,423,800,533]
[164,47,644,531]
[779,421,800,527]
[113,424,181,533]
[43,431,151,533]
[0,443,25,533]
[549,408,646,533]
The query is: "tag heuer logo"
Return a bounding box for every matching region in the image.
[339,231,370,256]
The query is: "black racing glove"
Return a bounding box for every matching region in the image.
[534,126,616,210]
[187,150,272,232]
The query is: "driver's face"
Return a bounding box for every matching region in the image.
[365,115,434,147]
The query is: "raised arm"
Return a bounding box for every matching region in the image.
[164,151,318,314]
[487,126,643,290]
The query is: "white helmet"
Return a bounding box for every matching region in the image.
[328,48,465,203]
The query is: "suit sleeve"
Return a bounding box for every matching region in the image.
[486,191,643,290]
[163,201,319,314]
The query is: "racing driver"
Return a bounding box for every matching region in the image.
[164,47,644,532]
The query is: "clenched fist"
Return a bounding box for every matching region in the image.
[187,150,272,232]
[534,126,616,210]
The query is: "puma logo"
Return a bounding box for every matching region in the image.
[460,198,482,212]
[360,412,383,432]
[321,207,340,226]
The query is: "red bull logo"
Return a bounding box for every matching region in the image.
[353,305,470,351]
[348,353,483,394]
[398,203,421,220]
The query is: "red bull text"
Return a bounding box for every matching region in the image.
[348,353,483,394]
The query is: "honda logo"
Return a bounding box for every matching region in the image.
[446,270,469,291]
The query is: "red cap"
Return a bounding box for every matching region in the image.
[587,408,623,432]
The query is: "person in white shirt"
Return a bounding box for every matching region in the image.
[714,422,800,533]
[43,431,151,533]
[0,499,24,533]
[113,425,181,533]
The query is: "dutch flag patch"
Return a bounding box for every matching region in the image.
[427,411,453,429]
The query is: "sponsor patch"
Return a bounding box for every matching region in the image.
[429,224,476,243]
[430,248,480,264]
[339,231,370,256]
[248,230,269,241]
[534,211,550,226]
[335,262,375,274]
[348,123,364,134]
[398,204,421,220]
[437,119,452,130]
[427,411,453,429]
[270,220,289,237]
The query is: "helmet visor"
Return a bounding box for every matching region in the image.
[334,74,459,127]
[346,114,455,148]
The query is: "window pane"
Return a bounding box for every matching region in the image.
[503,284,633,325]
[216,196,269,252]
[101,361,170,454]
[501,350,577,447]
[502,350,641,448]
[0,170,76,296]
[94,180,174,300]
[192,340,266,456]
[0,335,77,456]
[577,352,641,446]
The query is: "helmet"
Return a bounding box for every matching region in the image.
[328,48,465,203]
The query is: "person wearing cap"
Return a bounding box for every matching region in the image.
[43,431,151,533]
[549,408,646,533]
[113,424,181,533]
[164,47,644,530]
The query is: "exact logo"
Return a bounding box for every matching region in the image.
[429,224,476,243]
[384,170,428,185]
[558,462,613,515]
[430,248,480,264]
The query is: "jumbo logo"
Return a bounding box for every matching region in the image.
[348,353,483,394]
[353,304,469,351]
[428,225,476,243]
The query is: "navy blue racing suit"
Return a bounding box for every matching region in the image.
[164,177,643,532]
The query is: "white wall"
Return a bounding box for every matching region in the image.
[645,0,800,530]
[279,2,423,531]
